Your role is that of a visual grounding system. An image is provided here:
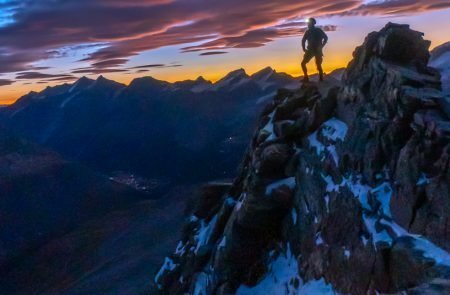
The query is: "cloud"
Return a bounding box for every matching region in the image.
[183,25,336,52]
[45,76,78,82]
[0,0,448,78]
[200,51,228,56]
[0,79,14,86]
[129,64,167,69]
[15,72,74,80]
[340,0,450,16]
[71,67,129,74]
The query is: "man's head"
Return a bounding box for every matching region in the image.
[307,18,316,29]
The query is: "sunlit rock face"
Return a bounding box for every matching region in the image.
[155,23,450,294]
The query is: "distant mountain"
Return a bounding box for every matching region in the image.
[0,68,299,183]
[431,42,450,94]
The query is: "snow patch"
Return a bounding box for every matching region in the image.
[371,182,392,217]
[155,257,177,286]
[175,241,187,256]
[261,111,277,141]
[316,232,325,246]
[308,131,325,157]
[416,173,430,186]
[193,272,210,295]
[344,249,351,259]
[236,245,301,295]
[308,118,348,165]
[322,174,343,193]
[194,215,218,254]
[292,208,298,225]
[298,279,337,295]
[218,236,227,250]
[322,118,348,141]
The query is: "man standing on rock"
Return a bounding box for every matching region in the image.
[301,18,328,83]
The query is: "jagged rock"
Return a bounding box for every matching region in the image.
[193,183,232,219]
[256,143,293,177]
[389,237,436,290]
[156,23,450,295]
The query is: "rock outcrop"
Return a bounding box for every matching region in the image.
[155,23,450,294]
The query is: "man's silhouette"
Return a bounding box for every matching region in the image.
[301,18,328,82]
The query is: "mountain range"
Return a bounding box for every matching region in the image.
[0,67,303,183]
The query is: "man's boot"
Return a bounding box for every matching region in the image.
[302,76,309,83]
[319,72,324,82]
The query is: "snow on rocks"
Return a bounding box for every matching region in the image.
[236,245,298,295]
[194,215,218,254]
[154,257,177,286]
[236,244,337,295]
[261,110,277,142]
[308,118,348,165]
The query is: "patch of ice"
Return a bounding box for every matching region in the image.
[266,177,296,195]
[344,176,371,211]
[175,241,187,256]
[154,257,177,286]
[292,208,298,225]
[308,131,325,156]
[322,174,343,193]
[322,118,348,141]
[262,111,277,141]
[236,200,243,211]
[371,182,393,217]
[308,118,348,164]
[236,244,301,295]
[316,232,325,245]
[344,249,351,259]
[194,215,218,254]
[324,195,330,212]
[327,145,339,165]
[298,278,337,295]
[361,235,369,246]
[193,272,210,295]
[363,216,392,247]
[414,238,450,266]
[224,197,237,207]
[218,236,227,250]
[416,173,430,186]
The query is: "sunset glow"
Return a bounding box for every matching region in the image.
[0,1,449,104]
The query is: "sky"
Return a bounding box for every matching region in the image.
[0,0,449,104]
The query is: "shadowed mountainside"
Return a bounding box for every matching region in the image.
[156,23,450,294]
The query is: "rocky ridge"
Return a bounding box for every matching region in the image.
[155,23,450,294]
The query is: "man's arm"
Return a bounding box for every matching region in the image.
[321,29,328,48]
[302,31,308,52]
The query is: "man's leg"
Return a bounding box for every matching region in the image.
[316,54,324,81]
[301,52,313,82]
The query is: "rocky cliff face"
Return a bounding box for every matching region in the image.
[155,23,450,294]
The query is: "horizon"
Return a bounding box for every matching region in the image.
[0,1,449,104]
[0,65,322,103]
